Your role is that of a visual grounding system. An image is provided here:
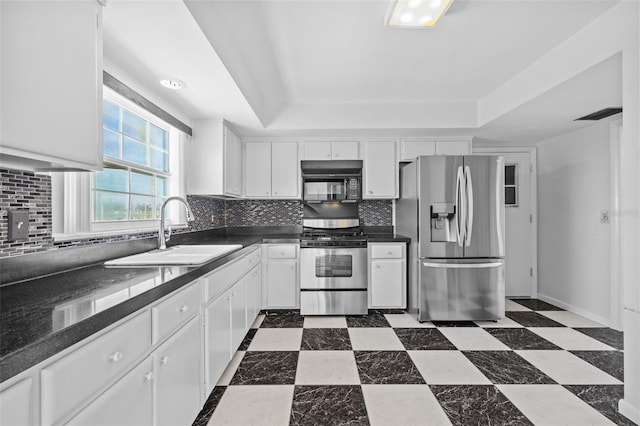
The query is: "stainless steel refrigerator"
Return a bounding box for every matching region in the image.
[396,155,505,321]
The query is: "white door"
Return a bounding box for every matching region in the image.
[363,141,397,199]
[244,142,272,197]
[271,141,299,198]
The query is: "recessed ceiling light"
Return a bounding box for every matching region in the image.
[159,78,186,90]
[386,0,453,27]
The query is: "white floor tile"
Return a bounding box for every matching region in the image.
[439,328,511,351]
[362,384,452,426]
[247,328,303,351]
[295,351,360,385]
[348,328,405,351]
[529,327,615,350]
[475,317,524,328]
[250,314,265,329]
[216,351,245,386]
[515,350,622,384]
[409,351,491,385]
[207,385,294,426]
[303,315,347,328]
[497,384,616,426]
[505,299,532,311]
[538,311,606,328]
[384,313,435,328]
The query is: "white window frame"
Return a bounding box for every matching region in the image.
[52,87,188,241]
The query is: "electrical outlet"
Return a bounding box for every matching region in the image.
[8,210,29,240]
[600,210,610,224]
[211,214,216,224]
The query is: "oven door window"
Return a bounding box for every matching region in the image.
[304,180,346,201]
[315,255,352,277]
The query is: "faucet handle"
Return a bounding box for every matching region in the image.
[165,223,172,242]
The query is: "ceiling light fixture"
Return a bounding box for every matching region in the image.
[386,0,453,27]
[159,78,187,90]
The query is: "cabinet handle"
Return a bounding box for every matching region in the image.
[376,265,381,269]
[161,356,170,365]
[179,305,189,313]
[388,251,393,255]
[144,372,154,382]
[280,252,285,255]
[326,154,331,158]
[334,153,340,157]
[108,351,123,362]
[368,190,373,194]
[249,258,253,264]
[226,296,232,301]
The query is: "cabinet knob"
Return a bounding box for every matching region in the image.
[280,252,285,255]
[388,251,393,255]
[368,190,373,194]
[109,351,123,362]
[144,372,154,382]
[161,356,170,365]
[334,153,340,157]
[233,292,238,297]
[226,296,232,301]
[376,265,381,269]
[326,154,331,158]
[179,305,189,313]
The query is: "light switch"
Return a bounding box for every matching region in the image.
[8,210,29,240]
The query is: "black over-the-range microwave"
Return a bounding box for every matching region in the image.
[301,160,362,202]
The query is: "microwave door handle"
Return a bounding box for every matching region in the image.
[464,165,474,247]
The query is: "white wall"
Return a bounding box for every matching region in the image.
[537,120,612,324]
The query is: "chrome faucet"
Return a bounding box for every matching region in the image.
[159,196,195,250]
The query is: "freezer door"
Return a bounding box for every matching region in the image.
[419,258,505,321]
[418,156,464,258]
[463,156,505,258]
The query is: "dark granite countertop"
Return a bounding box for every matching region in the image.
[0,228,408,382]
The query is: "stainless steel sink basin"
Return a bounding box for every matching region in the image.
[104,244,243,266]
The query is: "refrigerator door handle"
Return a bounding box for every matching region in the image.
[464,165,474,247]
[422,261,503,268]
[455,166,465,247]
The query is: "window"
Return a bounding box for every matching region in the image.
[505,164,518,207]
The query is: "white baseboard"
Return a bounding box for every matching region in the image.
[619,399,640,424]
[536,293,611,327]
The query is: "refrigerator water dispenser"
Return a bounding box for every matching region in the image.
[430,203,456,242]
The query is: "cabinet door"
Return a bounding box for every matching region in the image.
[0,378,34,426]
[401,140,436,161]
[155,317,202,426]
[205,293,231,392]
[370,259,406,308]
[331,141,359,159]
[435,140,470,155]
[265,261,298,308]
[244,142,272,197]
[230,279,248,354]
[1,1,102,170]
[246,265,262,327]
[363,141,398,199]
[271,141,299,198]
[66,357,153,426]
[224,127,242,196]
[301,141,332,160]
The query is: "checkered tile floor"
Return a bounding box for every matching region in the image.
[193,299,632,426]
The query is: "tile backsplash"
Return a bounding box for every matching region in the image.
[0,168,393,258]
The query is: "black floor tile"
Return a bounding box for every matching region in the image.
[432,321,478,327]
[191,386,226,426]
[510,298,564,311]
[346,314,391,328]
[575,328,624,350]
[238,328,256,351]
[565,385,636,426]
[505,311,564,327]
[260,312,305,328]
[570,351,624,381]
[394,328,457,350]
[486,328,561,350]
[291,385,369,426]
[229,351,298,385]
[355,351,425,384]
[301,328,352,351]
[430,385,533,426]
[463,351,556,384]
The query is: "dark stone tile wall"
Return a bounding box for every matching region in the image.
[0,169,53,257]
[359,200,393,227]
[226,200,303,226]
[185,196,226,231]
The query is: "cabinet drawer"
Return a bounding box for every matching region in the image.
[266,245,297,259]
[204,257,247,303]
[370,244,404,259]
[41,311,151,425]
[152,281,201,344]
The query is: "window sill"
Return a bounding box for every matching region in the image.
[53,225,189,243]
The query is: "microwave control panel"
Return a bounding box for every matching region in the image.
[345,178,360,200]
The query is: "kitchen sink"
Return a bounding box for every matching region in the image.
[104,244,243,266]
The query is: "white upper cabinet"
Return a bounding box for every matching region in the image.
[399,138,472,161]
[188,119,242,197]
[245,141,299,198]
[300,141,360,160]
[0,0,104,171]
[363,141,398,199]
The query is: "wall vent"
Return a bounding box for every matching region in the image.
[574,107,622,121]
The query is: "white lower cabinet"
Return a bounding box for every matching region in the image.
[0,377,34,426]
[262,244,299,309]
[205,290,232,393]
[368,243,407,309]
[230,279,248,353]
[246,265,262,326]
[154,316,202,426]
[67,357,154,426]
